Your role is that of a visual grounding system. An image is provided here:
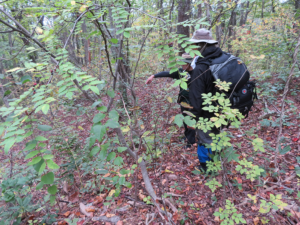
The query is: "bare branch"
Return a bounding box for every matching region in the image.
[275,33,300,167]
[0,44,26,61]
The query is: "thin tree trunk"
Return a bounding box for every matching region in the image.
[177,0,191,54]
[81,20,89,66]
[205,0,212,26]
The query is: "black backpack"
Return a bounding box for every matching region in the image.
[207,53,257,118]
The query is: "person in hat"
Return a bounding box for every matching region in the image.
[186,28,227,173]
[145,53,196,150]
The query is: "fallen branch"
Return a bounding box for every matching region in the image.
[92,216,120,223]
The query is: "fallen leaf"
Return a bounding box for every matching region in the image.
[200,203,207,208]
[251,205,260,211]
[63,211,71,217]
[214,216,220,222]
[169,116,175,123]
[77,220,84,225]
[93,195,103,204]
[63,181,69,193]
[289,165,295,170]
[79,203,92,217]
[106,213,115,218]
[58,221,68,225]
[116,221,123,225]
[173,211,179,222]
[129,106,140,111]
[165,169,174,173]
[253,217,260,225]
[108,189,115,197]
[86,206,95,212]
[104,173,110,177]
[69,191,79,203]
[138,190,146,201]
[293,138,299,142]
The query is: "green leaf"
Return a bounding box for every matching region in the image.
[138,157,142,163]
[47,160,60,169]
[92,125,106,141]
[36,182,44,190]
[93,113,105,124]
[38,162,46,175]
[110,38,118,44]
[47,185,57,195]
[97,106,107,112]
[116,29,124,35]
[41,172,54,184]
[114,156,123,166]
[43,155,54,159]
[120,169,130,175]
[174,114,184,127]
[3,90,11,97]
[107,90,115,98]
[180,81,187,90]
[124,182,132,188]
[107,152,116,161]
[91,100,102,108]
[37,125,52,131]
[99,148,107,160]
[50,195,56,206]
[117,147,127,152]
[33,158,45,172]
[25,150,39,159]
[21,75,32,84]
[4,138,15,154]
[35,136,48,141]
[24,141,37,151]
[183,116,196,127]
[27,156,42,165]
[124,31,130,38]
[90,146,100,156]
[280,145,291,155]
[90,86,100,95]
[105,119,119,128]
[119,176,125,185]
[42,104,50,114]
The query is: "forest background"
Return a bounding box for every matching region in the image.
[0,0,300,224]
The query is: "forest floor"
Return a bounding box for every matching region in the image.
[2,75,300,225]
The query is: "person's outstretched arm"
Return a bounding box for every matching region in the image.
[145,70,180,84]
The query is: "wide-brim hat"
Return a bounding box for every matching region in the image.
[180,53,193,64]
[188,29,218,44]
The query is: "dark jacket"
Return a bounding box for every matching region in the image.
[154,69,192,104]
[189,45,223,119]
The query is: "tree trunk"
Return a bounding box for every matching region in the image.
[177,0,191,54]
[81,20,90,66]
[215,2,223,44]
[228,10,236,53]
[205,1,212,26]
[261,0,264,19]
[297,0,300,9]
[169,0,175,32]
